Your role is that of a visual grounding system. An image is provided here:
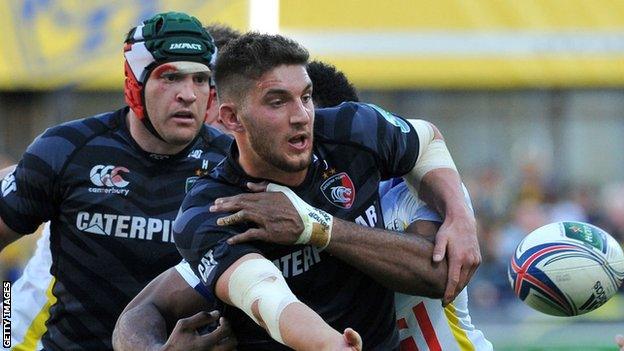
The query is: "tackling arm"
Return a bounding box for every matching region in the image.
[112,267,236,351]
[218,185,447,297]
[326,217,447,297]
[404,120,480,304]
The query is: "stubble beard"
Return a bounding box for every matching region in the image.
[248,128,312,173]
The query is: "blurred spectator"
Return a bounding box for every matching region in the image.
[598,182,624,243]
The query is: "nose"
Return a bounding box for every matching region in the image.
[290,98,312,126]
[176,78,197,104]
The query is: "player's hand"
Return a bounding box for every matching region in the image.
[161,311,237,351]
[210,190,305,245]
[615,334,624,350]
[435,214,481,306]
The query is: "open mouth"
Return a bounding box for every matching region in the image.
[288,133,309,150]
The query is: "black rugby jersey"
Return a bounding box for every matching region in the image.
[174,102,420,350]
[0,107,231,351]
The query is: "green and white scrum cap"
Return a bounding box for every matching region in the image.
[124,11,217,84]
[122,12,217,140]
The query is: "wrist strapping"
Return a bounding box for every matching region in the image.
[266,183,333,249]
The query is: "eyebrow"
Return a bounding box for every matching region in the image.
[265,83,313,96]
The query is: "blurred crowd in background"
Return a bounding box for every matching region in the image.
[467,160,624,312]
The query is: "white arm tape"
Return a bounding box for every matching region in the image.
[408,119,435,162]
[266,183,333,249]
[228,259,299,345]
[406,120,457,184]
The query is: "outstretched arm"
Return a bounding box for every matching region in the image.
[113,267,236,351]
[216,252,362,351]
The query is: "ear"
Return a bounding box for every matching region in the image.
[204,88,218,123]
[219,103,245,133]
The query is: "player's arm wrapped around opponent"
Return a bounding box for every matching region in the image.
[404,119,480,304]
[113,267,237,351]
[218,183,447,297]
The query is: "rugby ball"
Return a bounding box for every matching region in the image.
[508,221,624,316]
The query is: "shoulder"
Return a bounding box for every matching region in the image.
[39,110,119,144]
[198,125,232,155]
[24,110,121,171]
[174,177,242,244]
[314,102,411,138]
[181,176,240,211]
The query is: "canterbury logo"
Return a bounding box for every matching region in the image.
[169,43,202,50]
[90,165,130,188]
[1,172,16,197]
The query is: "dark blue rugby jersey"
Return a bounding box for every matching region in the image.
[174,102,420,351]
[0,107,231,351]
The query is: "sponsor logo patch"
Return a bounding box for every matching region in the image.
[187,149,203,159]
[198,249,218,283]
[75,211,174,242]
[89,165,130,196]
[169,42,202,50]
[185,176,199,193]
[320,172,355,209]
[366,103,411,133]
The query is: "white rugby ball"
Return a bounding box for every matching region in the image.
[508,221,624,316]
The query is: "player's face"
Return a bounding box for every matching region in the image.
[143,63,211,146]
[240,64,314,174]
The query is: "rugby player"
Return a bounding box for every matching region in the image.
[173,32,473,350]
[218,60,492,350]
[0,12,236,351]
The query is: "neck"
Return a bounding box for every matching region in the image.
[236,139,308,187]
[126,110,189,155]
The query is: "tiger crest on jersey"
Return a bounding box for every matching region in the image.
[320,172,355,209]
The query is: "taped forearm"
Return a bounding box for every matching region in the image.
[228,258,299,344]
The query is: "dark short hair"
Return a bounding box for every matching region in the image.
[214,32,309,102]
[204,23,242,49]
[307,61,359,108]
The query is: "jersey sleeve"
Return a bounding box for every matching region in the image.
[174,260,215,302]
[173,180,262,298]
[0,126,77,234]
[315,102,420,180]
[395,183,442,224]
